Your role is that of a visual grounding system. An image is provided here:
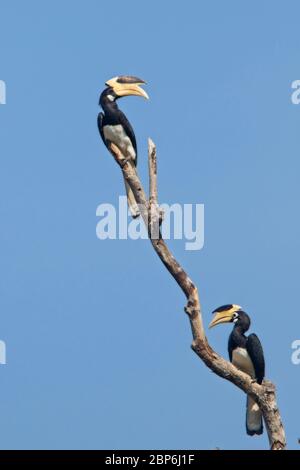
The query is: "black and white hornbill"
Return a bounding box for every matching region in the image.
[98,76,149,218]
[209,304,265,436]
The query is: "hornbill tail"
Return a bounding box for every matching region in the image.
[124,177,140,219]
[246,395,263,435]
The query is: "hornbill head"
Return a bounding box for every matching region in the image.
[105,75,149,100]
[209,304,243,328]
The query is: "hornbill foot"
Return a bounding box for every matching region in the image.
[120,157,131,168]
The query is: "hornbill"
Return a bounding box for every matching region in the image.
[209,304,265,436]
[98,76,149,218]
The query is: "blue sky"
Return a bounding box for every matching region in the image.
[0,0,299,450]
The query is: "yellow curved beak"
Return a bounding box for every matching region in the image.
[209,304,241,329]
[106,76,149,100]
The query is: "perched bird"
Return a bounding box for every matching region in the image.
[98,76,149,218]
[209,304,265,436]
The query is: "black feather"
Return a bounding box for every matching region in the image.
[246,333,265,384]
[97,112,106,146]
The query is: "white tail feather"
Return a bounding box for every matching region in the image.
[246,395,263,435]
[124,177,140,218]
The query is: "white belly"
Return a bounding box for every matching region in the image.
[103,125,136,162]
[232,348,255,378]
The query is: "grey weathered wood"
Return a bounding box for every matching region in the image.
[109,141,286,450]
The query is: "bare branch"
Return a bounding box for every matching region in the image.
[148,138,164,237]
[109,140,286,450]
[148,138,158,206]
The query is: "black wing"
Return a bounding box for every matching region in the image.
[228,334,234,362]
[246,333,265,384]
[118,110,138,164]
[97,110,138,165]
[97,112,108,147]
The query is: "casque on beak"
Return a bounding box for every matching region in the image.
[209,304,242,328]
[105,75,149,100]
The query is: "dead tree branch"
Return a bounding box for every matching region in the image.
[109,141,286,450]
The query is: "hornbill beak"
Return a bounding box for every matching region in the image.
[105,75,149,100]
[209,304,242,328]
